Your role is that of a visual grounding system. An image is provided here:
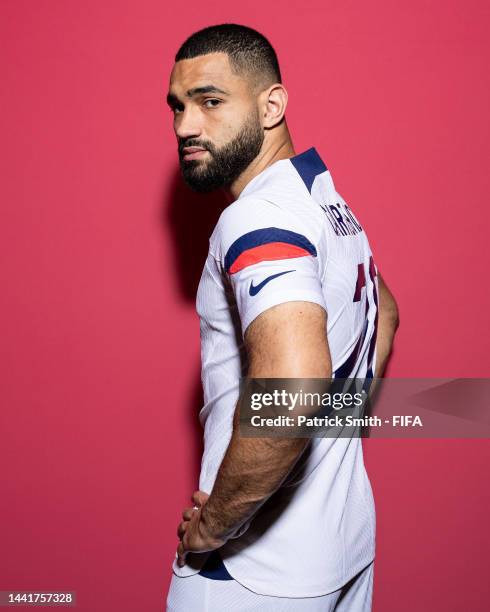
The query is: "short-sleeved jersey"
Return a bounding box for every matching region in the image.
[172,147,379,597]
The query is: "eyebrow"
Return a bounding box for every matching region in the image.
[166,84,229,106]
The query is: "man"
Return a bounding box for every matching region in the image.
[165,23,399,611]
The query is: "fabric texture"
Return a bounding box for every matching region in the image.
[167,560,374,611]
[172,147,378,597]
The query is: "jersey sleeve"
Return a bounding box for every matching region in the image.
[212,198,327,335]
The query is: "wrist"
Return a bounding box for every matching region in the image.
[199,506,228,545]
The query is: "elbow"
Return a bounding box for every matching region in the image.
[323,363,333,379]
[310,354,333,379]
[384,295,400,332]
[390,300,400,331]
[378,274,400,332]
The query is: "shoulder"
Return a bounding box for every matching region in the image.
[211,194,322,263]
[216,195,281,239]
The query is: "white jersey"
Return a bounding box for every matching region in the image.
[173,147,379,597]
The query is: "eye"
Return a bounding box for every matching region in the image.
[204,99,222,109]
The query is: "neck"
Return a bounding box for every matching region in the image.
[224,129,295,201]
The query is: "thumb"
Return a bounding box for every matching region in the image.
[192,490,210,507]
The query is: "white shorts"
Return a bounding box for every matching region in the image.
[166,560,374,611]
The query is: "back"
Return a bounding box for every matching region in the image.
[298,149,379,381]
[173,147,378,597]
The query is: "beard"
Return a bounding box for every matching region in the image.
[178,109,264,193]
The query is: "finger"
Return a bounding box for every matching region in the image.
[190,491,202,507]
[192,490,209,506]
[182,507,196,521]
[177,520,188,540]
[177,539,187,568]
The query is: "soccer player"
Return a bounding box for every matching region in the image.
[165,23,399,611]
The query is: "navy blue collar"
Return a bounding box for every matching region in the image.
[289,147,328,193]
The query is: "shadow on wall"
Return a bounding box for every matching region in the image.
[160,164,229,479]
[164,166,228,302]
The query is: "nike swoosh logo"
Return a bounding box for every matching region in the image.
[249,270,295,296]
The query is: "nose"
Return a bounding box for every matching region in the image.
[174,106,202,141]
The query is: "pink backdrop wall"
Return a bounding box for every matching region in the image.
[1,1,489,610]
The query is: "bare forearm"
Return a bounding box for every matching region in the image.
[200,302,330,542]
[374,274,399,378]
[374,314,398,377]
[200,418,308,541]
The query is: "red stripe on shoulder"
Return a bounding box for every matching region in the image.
[229,242,311,274]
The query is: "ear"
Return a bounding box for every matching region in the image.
[260,84,288,129]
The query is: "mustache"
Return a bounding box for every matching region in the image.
[178,140,214,155]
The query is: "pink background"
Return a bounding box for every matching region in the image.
[1,1,489,610]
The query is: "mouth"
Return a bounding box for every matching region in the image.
[181,147,208,161]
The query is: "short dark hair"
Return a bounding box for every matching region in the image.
[175,24,282,91]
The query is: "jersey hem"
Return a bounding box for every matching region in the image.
[173,552,376,598]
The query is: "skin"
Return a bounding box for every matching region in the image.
[167,52,294,199]
[166,52,400,566]
[369,273,400,396]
